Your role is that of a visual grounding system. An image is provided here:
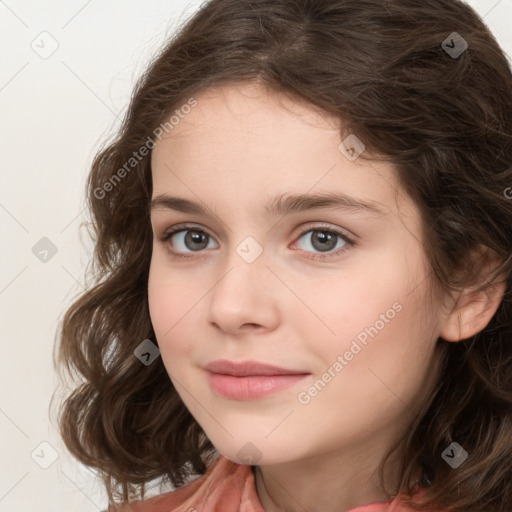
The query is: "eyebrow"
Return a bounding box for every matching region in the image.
[150,192,387,218]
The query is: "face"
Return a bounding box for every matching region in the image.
[148,82,445,467]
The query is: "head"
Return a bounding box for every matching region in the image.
[54,0,512,510]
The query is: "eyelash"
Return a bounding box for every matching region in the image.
[159,223,356,261]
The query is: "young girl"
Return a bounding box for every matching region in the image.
[53,0,512,511]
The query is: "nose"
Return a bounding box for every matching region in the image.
[206,249,280,335]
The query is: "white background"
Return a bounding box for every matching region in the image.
[0,0,511,510]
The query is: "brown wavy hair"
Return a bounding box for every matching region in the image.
[52,0,512,510]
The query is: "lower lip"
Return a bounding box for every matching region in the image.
[207,372,310,400]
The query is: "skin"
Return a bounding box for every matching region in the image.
[147,82,505,512]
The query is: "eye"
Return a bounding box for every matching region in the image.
[158,223,355,260]
[292,224,355,260]
[159,224,218,259]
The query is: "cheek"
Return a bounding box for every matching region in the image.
[290,256,408,347]
[300,249,435,388]
[147,259,195,359]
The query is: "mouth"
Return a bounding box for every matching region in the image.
[204,359,311,400]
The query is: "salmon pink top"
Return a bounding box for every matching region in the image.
[109,454,440,512]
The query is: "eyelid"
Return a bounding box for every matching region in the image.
[159,222,216,243]
[159,221,354,240]
[292,221,354,240]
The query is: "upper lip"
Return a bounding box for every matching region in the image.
[204,359,309,377]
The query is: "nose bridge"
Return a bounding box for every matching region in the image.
[214,239,268,300]
[206,237,277,331]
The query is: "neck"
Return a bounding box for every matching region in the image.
[251,449,403,512]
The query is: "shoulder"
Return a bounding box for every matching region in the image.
[108,454,265,512]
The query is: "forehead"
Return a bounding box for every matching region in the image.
[149,82,416,224]
[153,82,340,162]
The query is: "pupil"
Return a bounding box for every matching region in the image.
[187,231,207,250]
[313,231,335,252]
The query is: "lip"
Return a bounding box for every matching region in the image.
[204,359,310,400]
[204,359,308,376]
